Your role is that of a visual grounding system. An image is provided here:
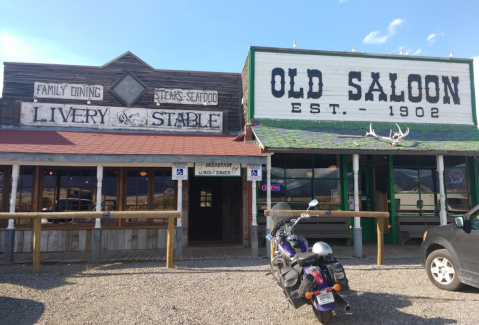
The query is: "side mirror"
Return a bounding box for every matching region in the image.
[309,199,319,207]
[455,216,464,228]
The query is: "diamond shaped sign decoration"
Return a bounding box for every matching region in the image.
[110,71,148,107]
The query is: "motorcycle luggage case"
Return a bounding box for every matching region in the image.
[326,261,350,291]
[279,266,308,309]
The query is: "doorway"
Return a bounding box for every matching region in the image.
[189,177,223,241]
[347,167,375,242]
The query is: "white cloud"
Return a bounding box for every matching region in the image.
[427,33,436,45]
[363,18,405,44]
[402,48,422,56]
[0,29,89,95]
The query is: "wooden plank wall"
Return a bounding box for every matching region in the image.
[0,228,172,252]
[240,57,249,123]
[1,53,243,132]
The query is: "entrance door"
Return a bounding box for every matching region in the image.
[189,177,223,241]
[348,168,375,242]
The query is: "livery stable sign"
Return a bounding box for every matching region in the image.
[253,51,474,125]
[20,103,223,133]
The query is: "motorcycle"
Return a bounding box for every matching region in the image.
[266,199,351,324]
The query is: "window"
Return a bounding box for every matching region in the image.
[110,71,148,106]
[393,155,470,216]
[444,156,470,214]
[0,168,4,212]
[41,168,97,225]
[125,168,176,226]
[257,154,341,213]
[200,189,212,207]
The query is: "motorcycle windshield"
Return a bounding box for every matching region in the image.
[270,202,293,234]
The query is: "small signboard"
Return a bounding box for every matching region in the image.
[195,163,241,176]
[172,163,188,180]
[154,88,218,105]
[103,211,110,218]
[34,82,104,100]
[261,184,281,191]
[247,164,262,181]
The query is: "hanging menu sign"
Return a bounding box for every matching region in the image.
[195,163,241,176]
[34,82,104,100]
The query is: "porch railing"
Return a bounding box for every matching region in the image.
[0,211,180,273]
[264,210,389,265]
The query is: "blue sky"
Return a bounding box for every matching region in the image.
[1,0,478,95]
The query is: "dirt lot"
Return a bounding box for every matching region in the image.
[1,257,478,325]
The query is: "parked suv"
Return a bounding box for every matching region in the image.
[420,205,479,290]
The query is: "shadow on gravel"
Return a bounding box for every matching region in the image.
[334,291,457,324]
[0,297,45,325]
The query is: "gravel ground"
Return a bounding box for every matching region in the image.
[1,257,478,325]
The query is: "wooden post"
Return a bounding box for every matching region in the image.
[251,180,258,258]
[166,215,175,268]
[33,217,42,273]
[376,217,384,265]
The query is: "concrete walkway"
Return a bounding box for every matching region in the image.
[0,243,420,265]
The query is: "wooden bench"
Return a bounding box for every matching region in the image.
[257,215,352,246]
[396,215,456,245]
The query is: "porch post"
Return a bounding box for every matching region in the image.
[174,179,183,260]
[92,165,103,263]
[4,164,19,263]
[251,180,258,257]
[353,154,362,258]
[266,153,272,258]
[437,155,447,225]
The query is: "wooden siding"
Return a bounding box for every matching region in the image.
[0,228,186,252]
[241,58,248,124]
[1,53,243,132]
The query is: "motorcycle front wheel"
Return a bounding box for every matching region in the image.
[312,307,332,325]
[270,263,282,283]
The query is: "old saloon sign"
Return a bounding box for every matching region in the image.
[253,51,474,125]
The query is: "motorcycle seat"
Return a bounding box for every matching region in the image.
[296,252,321,266]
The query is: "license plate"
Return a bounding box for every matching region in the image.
[316,292,334,305]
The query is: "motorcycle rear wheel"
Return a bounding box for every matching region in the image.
[312,307,332,325]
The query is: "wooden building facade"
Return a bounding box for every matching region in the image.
[0,52,265,253]
[243,47,479,245]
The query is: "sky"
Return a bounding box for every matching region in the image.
[0,0,478,96]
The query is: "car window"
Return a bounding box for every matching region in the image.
[472,215,479,231]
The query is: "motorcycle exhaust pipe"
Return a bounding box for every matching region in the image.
[333,291,351,312]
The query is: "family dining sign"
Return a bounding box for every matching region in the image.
[253,51,474,125]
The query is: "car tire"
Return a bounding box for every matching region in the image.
[425,249,465,291]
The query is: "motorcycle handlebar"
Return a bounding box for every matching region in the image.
[270,213,314,237]
[270,216,297,237]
